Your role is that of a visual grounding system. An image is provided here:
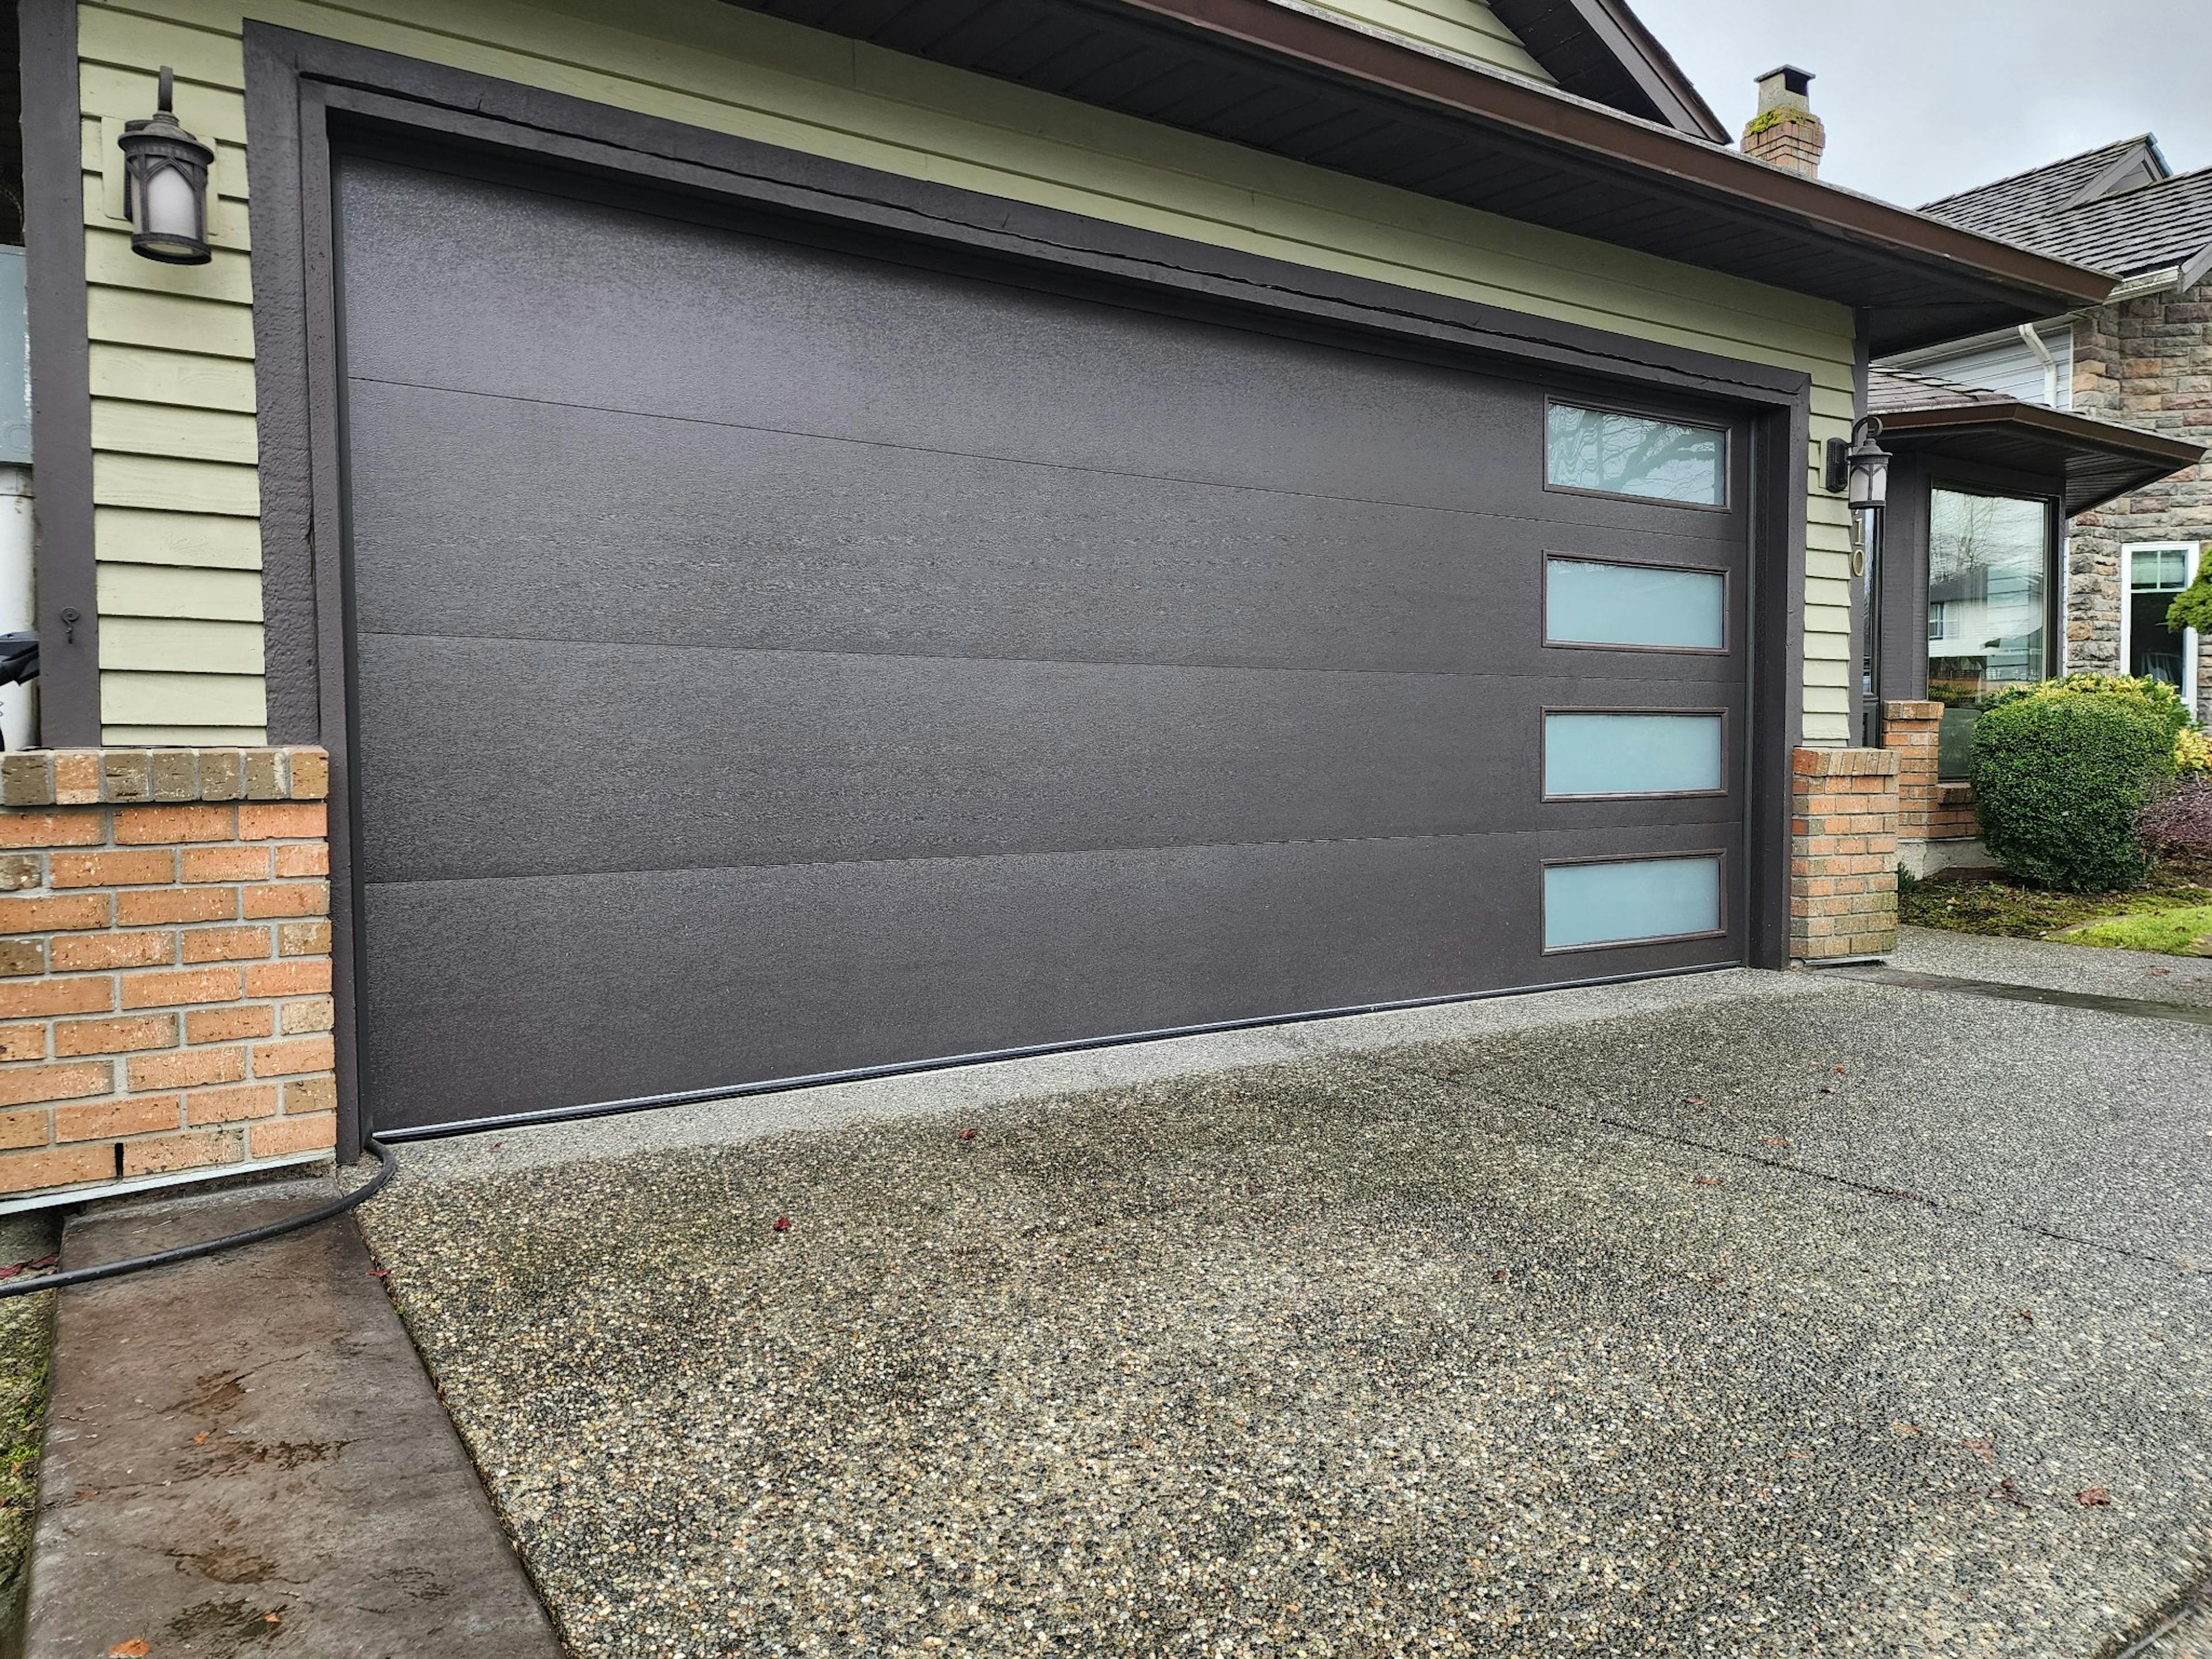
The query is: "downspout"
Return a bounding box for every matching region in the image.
[2018,320,2059,408]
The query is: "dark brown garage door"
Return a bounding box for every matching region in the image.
[334,150,1756,1135]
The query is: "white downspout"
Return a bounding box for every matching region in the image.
[0,467,31,751]
[2018,321,2059,408]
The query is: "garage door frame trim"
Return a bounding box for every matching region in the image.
[240,22,1813,1158]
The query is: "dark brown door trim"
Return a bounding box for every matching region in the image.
[17,0,99,745]
[240,22,1808,1156]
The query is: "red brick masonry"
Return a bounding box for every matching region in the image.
[0,748,334,1198]
[1880,700,1978,844]
[1790,746,1900,961]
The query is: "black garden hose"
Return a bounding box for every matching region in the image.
[0,1138,397,1300]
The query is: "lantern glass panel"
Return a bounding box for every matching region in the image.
[141,165,202,241]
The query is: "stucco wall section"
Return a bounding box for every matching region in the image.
[75,0,1859,746]
[2069,278,2212,724]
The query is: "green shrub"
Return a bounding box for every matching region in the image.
[1969,676,2186,891]
[2168,566,2212,635]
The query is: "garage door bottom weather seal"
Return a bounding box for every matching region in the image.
[374,959,1743,1144]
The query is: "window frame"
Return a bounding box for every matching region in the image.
[1538,849,1730,955]
[1540,552,1733,656]
[1541,396,1733,513]
[1539,706,1730,802]
[2119,541,2201,711]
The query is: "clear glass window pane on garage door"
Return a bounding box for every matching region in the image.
[1544,712,1723,798]
[1544,855,1722,950]
[1546,404,1726,506]
[1545,558,1725,650]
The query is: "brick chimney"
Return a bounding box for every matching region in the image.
[1741,66,1824,178]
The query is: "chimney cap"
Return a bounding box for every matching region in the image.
[1757,65,1815,96]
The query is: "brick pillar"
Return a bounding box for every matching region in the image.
[1881,699,1980,853]
[0,748,335,1200]
[1790,746,1900,961]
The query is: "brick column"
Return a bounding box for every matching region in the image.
[1881,699,1980,859]
[1790,746,1900,961]
[0,748,335,1199]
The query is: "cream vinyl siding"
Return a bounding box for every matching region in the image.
[1290,0,1554,81]
[75,0,1859,745]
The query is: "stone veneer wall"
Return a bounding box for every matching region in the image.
[2070,278,2212,722]
[1790,746,1900,961]
[0,749,334,1199]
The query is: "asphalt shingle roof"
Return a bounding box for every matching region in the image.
[1866,366,2016,417]
[1921,137,2212,279]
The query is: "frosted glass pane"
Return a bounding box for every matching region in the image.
[1545,713,1722,797]
[1544,856,1722,950]
[1546,404,1725,505]
[1547,558,1724,650]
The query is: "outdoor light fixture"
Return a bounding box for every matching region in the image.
[1823,415,1890,512]
[1824,414,1890,576]
[118,68,214,265]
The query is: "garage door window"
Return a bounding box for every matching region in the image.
[1546,403,1726,507]
[1544,556,1726,650]
[1543,711,1724,799]
[1543,854,1725,952]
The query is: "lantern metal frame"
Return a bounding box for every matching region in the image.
[118,66,215,265]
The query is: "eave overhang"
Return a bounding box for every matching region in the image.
[1878,401,2203,517]
[728,0,2113,356]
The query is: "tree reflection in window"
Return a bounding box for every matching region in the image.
[1546,404,1725,506]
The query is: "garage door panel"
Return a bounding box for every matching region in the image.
[336,149,1758,1134]
[355,634,1744,883]
[347,380,1743,687]
[339,158,1657,525]
[359,820,1741,1132]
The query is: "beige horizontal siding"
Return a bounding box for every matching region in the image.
[1292,0,1553,80]
[76,0,1859,745]
[99,615,266,673]
[98,562,264,620]
[100,724,270,744]
[93,507,262,569]
[89,344,258,414]
[97,670,267,729]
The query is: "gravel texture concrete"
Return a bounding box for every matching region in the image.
[358,973,2212,1658]
[1891,926,2212,1009]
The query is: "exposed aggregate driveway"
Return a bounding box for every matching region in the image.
[357,971,2212,1658]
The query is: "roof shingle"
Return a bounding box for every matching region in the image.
[1921,137,2212,279]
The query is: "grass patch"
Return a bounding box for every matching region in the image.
[2055,905,2212,956]
[1901,868,2212,950]
[0,1215,58,1657]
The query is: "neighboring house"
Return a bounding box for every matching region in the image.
[1857,366,2200,873]
[1888,135,2212,724]
[0,0,2115,1203]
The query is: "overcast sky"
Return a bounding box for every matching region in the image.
[1631,0,2212,208]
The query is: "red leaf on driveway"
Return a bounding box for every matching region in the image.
[2075,1487,2111,1508]
[771,1215,792,1233]
[957,1128,978,1142]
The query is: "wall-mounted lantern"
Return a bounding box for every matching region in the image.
[118,67,213,266]
[1824,414,1890,574]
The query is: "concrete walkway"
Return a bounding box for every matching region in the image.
[1890,923,2212,1008]
[356,967,2212,1658]
[25,1177,560,1659]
